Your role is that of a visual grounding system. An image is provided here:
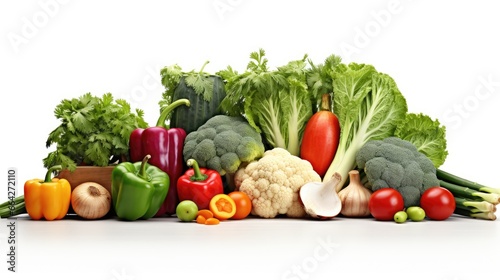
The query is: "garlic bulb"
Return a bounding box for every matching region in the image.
[338,170,372,217]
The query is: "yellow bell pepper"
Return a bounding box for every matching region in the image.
[24,165,71,221]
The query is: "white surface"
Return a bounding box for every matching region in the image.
[1,0,499,279]
[2,214,500,280]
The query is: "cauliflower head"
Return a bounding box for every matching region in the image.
[356,137,440,207]
[183,115,265,175]
[236,148,321,218]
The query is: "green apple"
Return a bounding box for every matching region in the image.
[393,211,408,223]
[406,206,426,222]
[176,200,199,222]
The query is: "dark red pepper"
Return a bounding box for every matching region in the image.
[177,159,224,210]
[129,99,190,216]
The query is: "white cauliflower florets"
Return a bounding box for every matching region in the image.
[235,148,321,218]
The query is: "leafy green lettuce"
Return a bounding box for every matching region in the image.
[394,113,448,168]
[218,49,313,156]
[323,63,408,190]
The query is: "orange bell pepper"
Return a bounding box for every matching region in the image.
[24,165,71,221]
[209,194,236,220]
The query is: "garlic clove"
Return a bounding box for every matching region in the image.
[338,170,372,217]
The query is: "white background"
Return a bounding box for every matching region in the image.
[0,1,499,279]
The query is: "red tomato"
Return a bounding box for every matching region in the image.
[420,187,455,221]
[369,188,405,221]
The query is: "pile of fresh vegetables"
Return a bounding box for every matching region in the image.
[1,49,498,223]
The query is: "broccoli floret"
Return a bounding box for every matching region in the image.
[207,157,222,172]
[213,131,242,154]
[195,127,217,142]
[183,115,265,176]
[233,123,261,141]
[202,115,232,128]
[191,139,216,166]
[237,137,265,162]
[356,137,440,208]
[220,152,241,174]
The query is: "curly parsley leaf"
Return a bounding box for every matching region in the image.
[43,92,148,171]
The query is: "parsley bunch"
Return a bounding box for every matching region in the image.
[43,93,148,171]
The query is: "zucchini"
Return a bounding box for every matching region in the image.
[170,75,226,134]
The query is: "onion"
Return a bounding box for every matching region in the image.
[71,182,111,219]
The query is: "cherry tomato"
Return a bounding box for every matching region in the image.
[369,188,405,221]
[228,191,252,220]
[420,187,455,221]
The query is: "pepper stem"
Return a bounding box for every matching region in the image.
[156,98,191,127]
[187,159,208,182]
[44,165,62,182]
[319,94,332,111]
[138,155,151,180]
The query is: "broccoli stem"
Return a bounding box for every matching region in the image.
[437,169,500,195]
[439,180,500,205]
[454,208,496,221]
[224,173,236,194]
[455,197,496,213]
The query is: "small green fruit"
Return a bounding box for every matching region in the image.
[394,211,408,223]
[406,206,426,222]
[176,200,199,222]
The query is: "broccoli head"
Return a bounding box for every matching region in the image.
[356,137,440,207]
[183,115,265,176]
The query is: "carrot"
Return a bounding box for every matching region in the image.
[197,209,214,219]
[205,217,220,225]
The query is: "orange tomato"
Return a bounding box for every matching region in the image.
[209,194,236,220]
[228,191,252,220]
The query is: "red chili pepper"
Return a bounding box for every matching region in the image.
[129,99,190,216]
[300,94,340,178]
[177,159,224,210]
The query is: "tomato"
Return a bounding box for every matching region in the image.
[369,188,405,221]
[420,187,455,221]
[209,194,236,220]
[228,191,252,220]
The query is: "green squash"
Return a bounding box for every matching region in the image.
[170,75,226,134]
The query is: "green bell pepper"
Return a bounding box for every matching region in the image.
[112,154,170,221]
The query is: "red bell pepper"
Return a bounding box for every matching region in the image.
[177,159,224,210]
[129,99,190,216]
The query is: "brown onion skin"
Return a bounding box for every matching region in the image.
[71,182,111,219]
